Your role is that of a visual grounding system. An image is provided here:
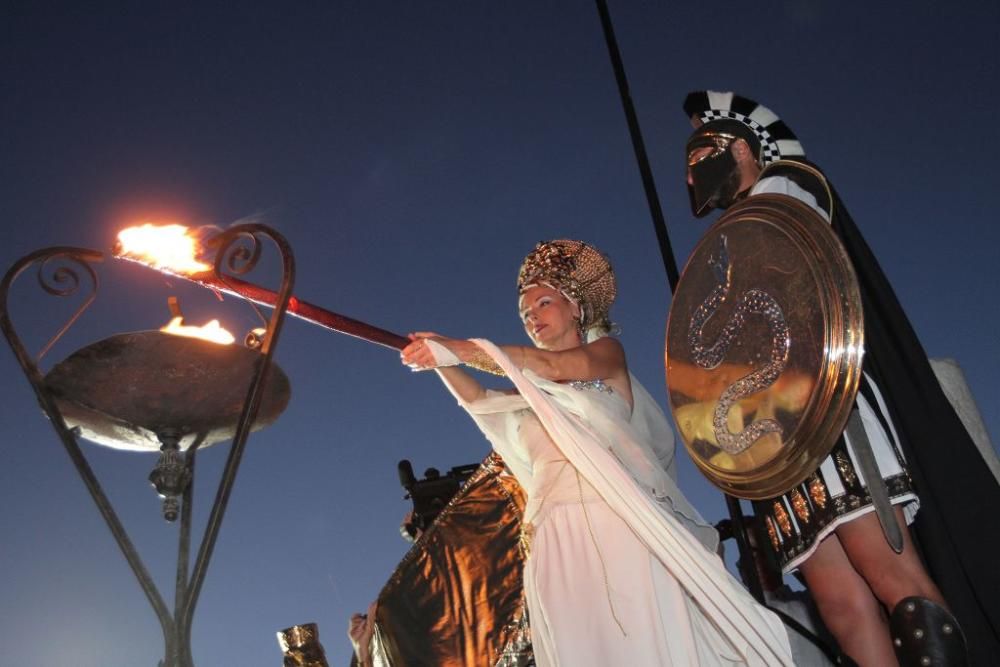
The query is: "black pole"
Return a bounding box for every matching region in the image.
[594,0,771,607]
[594,0,680,290]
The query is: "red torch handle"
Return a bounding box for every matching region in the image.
[117,256,409,350]
[199,272,410,351]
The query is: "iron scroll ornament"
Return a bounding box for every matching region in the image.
[665,195,864,500]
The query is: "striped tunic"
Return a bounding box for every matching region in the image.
[748,173,918,572]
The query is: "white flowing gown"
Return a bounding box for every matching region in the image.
[436,339,793,667]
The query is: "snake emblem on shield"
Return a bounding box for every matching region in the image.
[687,235,791,454]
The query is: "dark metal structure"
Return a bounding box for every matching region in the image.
[0,224,296,667]
[397,459,480,537]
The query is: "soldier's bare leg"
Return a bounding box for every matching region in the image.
[799,532,898,667]
[836,508,946,609]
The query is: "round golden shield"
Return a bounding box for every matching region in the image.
[665,194,864,499]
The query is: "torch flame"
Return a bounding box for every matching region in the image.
[116,223,211,274]
[161,316,235,345]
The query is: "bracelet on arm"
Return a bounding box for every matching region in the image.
[462,348,506,377]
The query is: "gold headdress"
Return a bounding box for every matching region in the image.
[517,240,617,333]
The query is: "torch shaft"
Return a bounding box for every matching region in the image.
[121,258,409,350]
[203,273,409,350]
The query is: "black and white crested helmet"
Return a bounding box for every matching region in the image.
[683,91,806,164]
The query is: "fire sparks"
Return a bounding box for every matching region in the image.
[116,223,211,274]
[161,316,235,345]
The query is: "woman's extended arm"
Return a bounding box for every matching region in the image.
[405,332,625,383]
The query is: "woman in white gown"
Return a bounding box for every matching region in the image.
[401,240,792,666]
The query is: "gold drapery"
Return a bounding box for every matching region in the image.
[369,453,532,666]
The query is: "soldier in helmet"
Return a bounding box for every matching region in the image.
[681,90,998,666]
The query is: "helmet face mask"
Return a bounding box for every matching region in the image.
[686,131,744,217]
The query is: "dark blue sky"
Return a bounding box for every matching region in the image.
[2,2,997,664]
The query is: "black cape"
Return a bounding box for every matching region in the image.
[761,160,1000,664]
